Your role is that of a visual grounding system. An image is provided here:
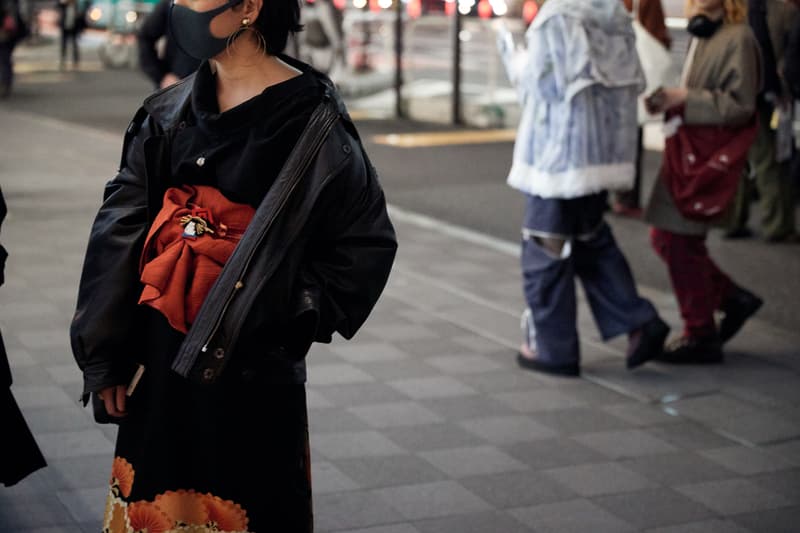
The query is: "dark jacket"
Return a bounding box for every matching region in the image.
[71,60,397,395]
[785,17,800,96]
[136,0,200,87]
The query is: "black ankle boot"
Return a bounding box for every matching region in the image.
[656,335,723,364]
[719,287,763,344]
[626,316,670,369]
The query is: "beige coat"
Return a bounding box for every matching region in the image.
[644,23,761,235]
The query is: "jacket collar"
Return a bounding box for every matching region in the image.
[142,55,347,131]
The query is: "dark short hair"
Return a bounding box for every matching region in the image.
[253,0,302,55]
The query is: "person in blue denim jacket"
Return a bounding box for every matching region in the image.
[498,0,669,376]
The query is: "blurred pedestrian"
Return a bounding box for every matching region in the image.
[0,0,27,98]
[56,0,84,70]
[645,0,764,363]
[136,0,200,89]
[0,186,48,487]
[70,0,396,530]
[785,2,800,195]
[611,0,672,218]
[500,0,670,377]
[725,0,798,241]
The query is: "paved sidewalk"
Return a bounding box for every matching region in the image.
[1,107,799,533]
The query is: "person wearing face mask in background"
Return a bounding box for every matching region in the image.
[725,0,798,241]
[70,0,397,530]
[136,0,201,89]
[644,0,764,363]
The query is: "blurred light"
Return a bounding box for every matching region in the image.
[489,0,507,16]
[353,0,367,8]
[522,0,538,24]
[88,7,102,21]
[445,0,455,14]
[333,0,346,8]
[459,30,471,41]
[477,0,491,18]
[458,0,475,6]
[378,0,392,8]
[369,0,380,11]
[125,11,138,23]
[458,3,471,14]
[407,0,421,18]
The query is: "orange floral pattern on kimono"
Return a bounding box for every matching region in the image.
[103,457,251,533]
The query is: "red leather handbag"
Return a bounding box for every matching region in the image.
[660,109,758,221]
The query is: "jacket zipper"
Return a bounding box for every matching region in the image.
[200,109,340,353]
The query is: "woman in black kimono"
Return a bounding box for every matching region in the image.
[70,0,397,530]
[1,186,47,487]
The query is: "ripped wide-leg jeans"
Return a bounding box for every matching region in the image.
[521,195,656,367]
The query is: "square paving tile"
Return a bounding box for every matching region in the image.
[309,408,371,433]
[372,481,491,520]
[699,446,796,475]
[502,438,606,470]
[573,429,679,459]
[35,429,114,459]
[677,478,792,515]
[311,382,408,408]
[311,461,360,494]
[314,491,404,531]
[420,395,515,421]
[749,468,800,501]
[529,408,635,436]
[459,470,576,509]
[458,415,558,444]
[308,364,376,386]
[594,488,715,529]
[0,493,75,530]
[335,525,421,533]
[313,430,407,460]
[601,403,684,427]
[359,360,442,382]
[330,343,413,363]
[420,445,527,478]
[648,422,737,451]
[55,487,107,525]
[388,376,477,400]
[382,423,484,452]
[415,511,532,533]
[11,385,76,409]
[644,518,752,533]
[510,499,636,533]
[714,412,800,445]
[543,462,656,496]
[349,402,444,428]
[622,452,737,486]
[333,455,447,489]
[731,506,800,533]
[424,354,503,375]
[493,389,588,413]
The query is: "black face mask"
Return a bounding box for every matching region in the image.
[169,0,245,60]
[687,14,723,38]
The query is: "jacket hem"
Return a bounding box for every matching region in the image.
[507,162,635,198]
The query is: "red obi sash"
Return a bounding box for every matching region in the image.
[139,185,255,333]
[661,109,758,221]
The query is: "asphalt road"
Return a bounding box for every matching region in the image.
[3,44,798,334]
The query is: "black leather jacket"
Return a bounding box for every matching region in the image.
[70,63,397,395]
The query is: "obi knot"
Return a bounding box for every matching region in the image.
[138,185,255,333]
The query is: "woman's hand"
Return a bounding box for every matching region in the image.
[645,87,689,114]
[98,384,128,417]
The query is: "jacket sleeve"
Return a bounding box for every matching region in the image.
[136,0,169,87]
[684,29,761,127]
[287,141,397,354]
[70,116,153,396]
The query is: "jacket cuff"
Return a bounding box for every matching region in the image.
[82,359,127,397]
